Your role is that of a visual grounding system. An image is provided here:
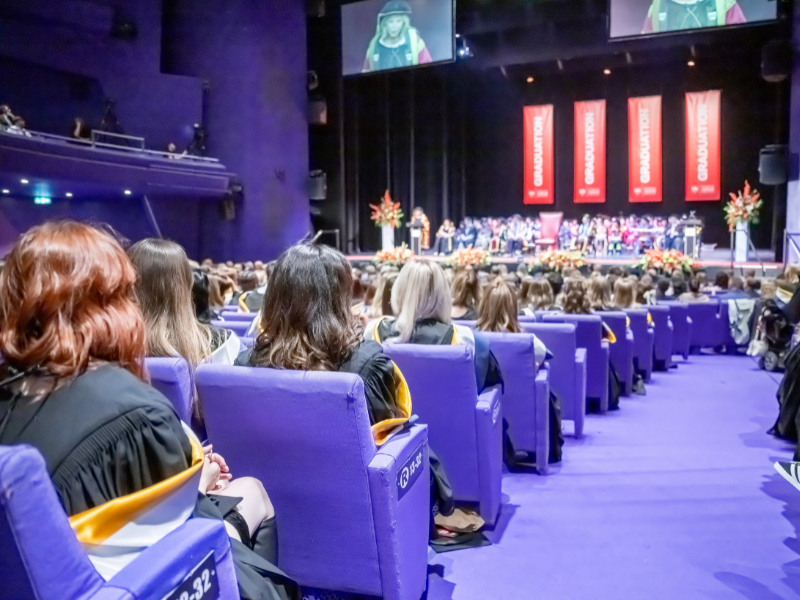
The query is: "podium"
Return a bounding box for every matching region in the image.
[682,219,702,259]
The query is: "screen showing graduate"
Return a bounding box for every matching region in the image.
[609,0,778,39]
[341,0,455,76]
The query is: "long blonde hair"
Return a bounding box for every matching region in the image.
[391,259,451,342]
[477,278,521,333]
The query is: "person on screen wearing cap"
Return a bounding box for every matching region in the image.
[641,0,745,34]
[363,0,433,73]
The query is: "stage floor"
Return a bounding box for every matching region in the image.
[346,248,781,273]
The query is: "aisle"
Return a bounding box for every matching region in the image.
[426,355,800,600]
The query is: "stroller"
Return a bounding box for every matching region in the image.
[748,300,793,371]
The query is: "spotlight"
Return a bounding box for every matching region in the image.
[66,192,73,197]
[1,190,8,194]
[34,196,51,205]
[455,33,460,38]
[603,69,611,75]
[124,190,132,195]
[687,60,695,67]
[20,179,29,184]
[527,77,534,83]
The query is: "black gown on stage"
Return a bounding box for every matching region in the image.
[0,364,298,600]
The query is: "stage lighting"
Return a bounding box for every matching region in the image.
[603,69,611,75]
[1,189,8,194]
[687,60,695,67]
[66,192,73,197]
[124,190,132,195]
[20,179,28,184]
[34,196,51,205]
[527,77,534,83]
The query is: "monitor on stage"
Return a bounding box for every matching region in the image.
[341,0,455,76]
[609,0,778,40]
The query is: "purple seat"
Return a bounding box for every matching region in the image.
[597,312,634,397]
[210,319,251,337]
[453,320,477,329]
[647,305,673,370]
[716,302,737,351]
[519,315,538,322]
[145,357,193,424]
[682,301,722,352]
[520,322,587,438]
[239,336,255,348]
[478,332,551,474]
[381,343,502,525]
[541,314,609,413]
[218,312,258,322]
[0,444,237,600]
[626,309,655,382]
[661,302,691,359]
[196,365,429,600]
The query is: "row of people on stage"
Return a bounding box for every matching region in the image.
[429,213,698,257]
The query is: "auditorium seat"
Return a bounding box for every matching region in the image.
[239,336,255,348]
[381,343,502,526]
[660,302,691,360]
[453,320,477,329]
[520,322,587,438]
[626,309,655,382]
[647,305,673,370]
[217,312,258,322]
[145,356,193,423]
[597,312,634,396]
[716,301,738,352]
[519,315,538,323]
[0,444,238,600]
[479,332,551,473]
[210,319,251,337]
[681,302,723,352]
[196,366,430,600]
[541,314,609,413]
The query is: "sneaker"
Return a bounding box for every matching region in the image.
[775,461,800,493]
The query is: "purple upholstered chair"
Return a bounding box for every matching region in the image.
[478,332,551,474]
[210,319,251,337]
[239,336,254,348]
[519,315,538,323]
[217,312,258,322]
[625,309,655,382]
[661,301,691,360]
[196,365,430,600]
[647,305,673,370]
[682,301,722,352]
[145,357,193,424]
[716,302,737,351]
[0,445,237,600]
[520,322,587,438]
[597,312,634,396]
[541,314,609,413]
[381,343,502,525]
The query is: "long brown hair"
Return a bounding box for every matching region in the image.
[526,276,555,310]
[612,278,635,309]
[0,221,146,380]
[451,268,480,309]
[477,278,521,333]
[588,276,612,311]
[128,239,213,366]
[561,277,592,314]
[251,244,363,371]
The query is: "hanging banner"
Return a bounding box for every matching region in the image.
[628,96,662,203]
[524,105,554,205]
[574,100,606,203]
[686,90,721,201]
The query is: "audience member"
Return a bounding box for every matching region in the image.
[476,278,521,334]
[451,268,480,320]
[612,279,637,309]
[678,278,710,303]
[588,276,612,311]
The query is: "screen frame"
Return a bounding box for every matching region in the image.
[606,0,781,42]
[340,0,457,78]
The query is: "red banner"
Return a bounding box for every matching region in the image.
[574,100,606,203]
[628,96,662,203]
[686,90,721,201]
[524,105,554,204]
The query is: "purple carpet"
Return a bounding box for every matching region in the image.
[426,355,800,600]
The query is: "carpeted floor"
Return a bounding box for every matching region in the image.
[425,354,800,600]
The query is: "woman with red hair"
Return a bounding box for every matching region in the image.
[0,221,297,600]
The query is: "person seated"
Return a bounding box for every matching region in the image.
[71,117,91,140]
[670,271,687,298]
[230,270,258,306]
[451,268,480,321]
[0,104,16,128]
[370,270,398,319]
[522,276,556,314]
[433,219,456,255]
[192,269,221,324]
[7,116,30,136]
[612,278,639,309]
[588,275,613,311]
[0,222,295,600]
[365,259,503,395]
[678,278,711,303]
[654,277,671,302]
[456,217,478,249]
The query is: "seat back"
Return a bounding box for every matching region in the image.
[477,332,539,452]
[381,343,481,501]
[660,301,690,358]
[538,212,564,246]
[0,445,103,600]
[210,320,251,337]
[541,313,605,399]
[145,357,193,424]
[196,366,382,594]
[597,311,633,394]
[684,301,721,349]
[625,309,653,372]
[520,322,579,420]
[647,305,673,367]
[217,312,257,322]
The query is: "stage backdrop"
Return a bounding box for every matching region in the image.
[524,104,554,204]
[686,90,722,201]
[628,96,662,203]
[574,100,606,203]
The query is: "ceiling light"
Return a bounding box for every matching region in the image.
[124,190,132,195]
[20,179,29,184]
[603,69,611,75]
[527,76,534,83]
[65,192,73,198]
[687,60,695,67]
[1,190,8,194]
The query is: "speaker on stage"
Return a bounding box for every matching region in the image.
[308,170,327,200]
[759,145,788,185]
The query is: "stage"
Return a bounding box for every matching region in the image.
[346,248,782,275]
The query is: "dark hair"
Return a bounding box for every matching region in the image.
[729,276,744,291]
[452,269,480,308]
[714,271,730,289]
[250,244,363,371]
[192,270,217,324]
[745,277,760,292]
[238,270,258,292]
[689,278,701,294]
[562,277,591,314]
[546,271,563,297]
[657,278,670,294]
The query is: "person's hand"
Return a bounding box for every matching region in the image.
[201,445,232,492]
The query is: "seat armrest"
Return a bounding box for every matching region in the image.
[534,368,550,475]
[475,386,502,526]
[367,424,430,600]
[573,348,587,437]
[104,519,236,600]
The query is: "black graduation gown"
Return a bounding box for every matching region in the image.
[771,342,800,449]
[0,364,298,600]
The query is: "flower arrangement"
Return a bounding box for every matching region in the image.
[724,181,763,232]
[449,246,490,268]
[533,249,585,272]
[637,249,693,274]
[370,191,404,229]
[374,243,413,267]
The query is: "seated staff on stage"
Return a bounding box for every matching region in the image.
[433,219,456,255]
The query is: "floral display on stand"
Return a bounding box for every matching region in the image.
[448,247,490,268]
[532,249,585,272]
[637,249,694,274]
[369,191,404,228]
[724,181,762,232]
[374,243,413,267]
